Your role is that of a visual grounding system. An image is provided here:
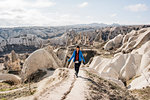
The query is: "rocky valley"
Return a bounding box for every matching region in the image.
[0,24,150,100]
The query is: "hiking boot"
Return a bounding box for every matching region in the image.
[75,73,78,78]
[76,75,78,78]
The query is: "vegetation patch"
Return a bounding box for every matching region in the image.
[131,86,150,100]
[0,82,36,100]
[0,82,19,92]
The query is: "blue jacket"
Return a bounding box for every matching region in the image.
[68,50,85,62]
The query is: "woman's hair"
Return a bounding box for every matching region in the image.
[76,46,80,48]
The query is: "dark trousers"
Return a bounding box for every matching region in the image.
[74,61,81,75]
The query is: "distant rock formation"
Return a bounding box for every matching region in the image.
[104,27,150,53]
[11,50,18,62]
[95,25,150,42]
[3,51,23,72]
[50,25,150,47]
[0,34,42,55]
[1,25,150,54]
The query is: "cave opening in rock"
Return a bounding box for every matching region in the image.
[82,50,97,64]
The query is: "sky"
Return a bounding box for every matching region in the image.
[0,0,150,27]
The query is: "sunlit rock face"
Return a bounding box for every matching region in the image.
[21,46,62,81]
[90,27,150,89]
[0,74,21,84]
[104,28,150,53]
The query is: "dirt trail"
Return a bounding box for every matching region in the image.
[0,87,25,94]
[65,70,87,100]
[16,68,136,100]
[36,68,87,100]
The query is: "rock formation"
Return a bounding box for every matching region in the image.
[90,27,150,89]
[0,74,21,84]
[95,25,150,42]
[104,34,123,50]
[21,46,62,81]
[104,28,150,53]
[3,51,22,72]
[11,50,18,62]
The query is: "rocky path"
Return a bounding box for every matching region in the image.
[37,69,87,100]
[64,69,87,100]
[16,68,136,100]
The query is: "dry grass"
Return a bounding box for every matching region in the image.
[0,82,18,92]
[0,82,36,100]
[0,98,7,100]
[84,69,137,100]
[131,86,150,100]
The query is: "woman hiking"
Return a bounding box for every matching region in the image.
[68,46,85,78]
